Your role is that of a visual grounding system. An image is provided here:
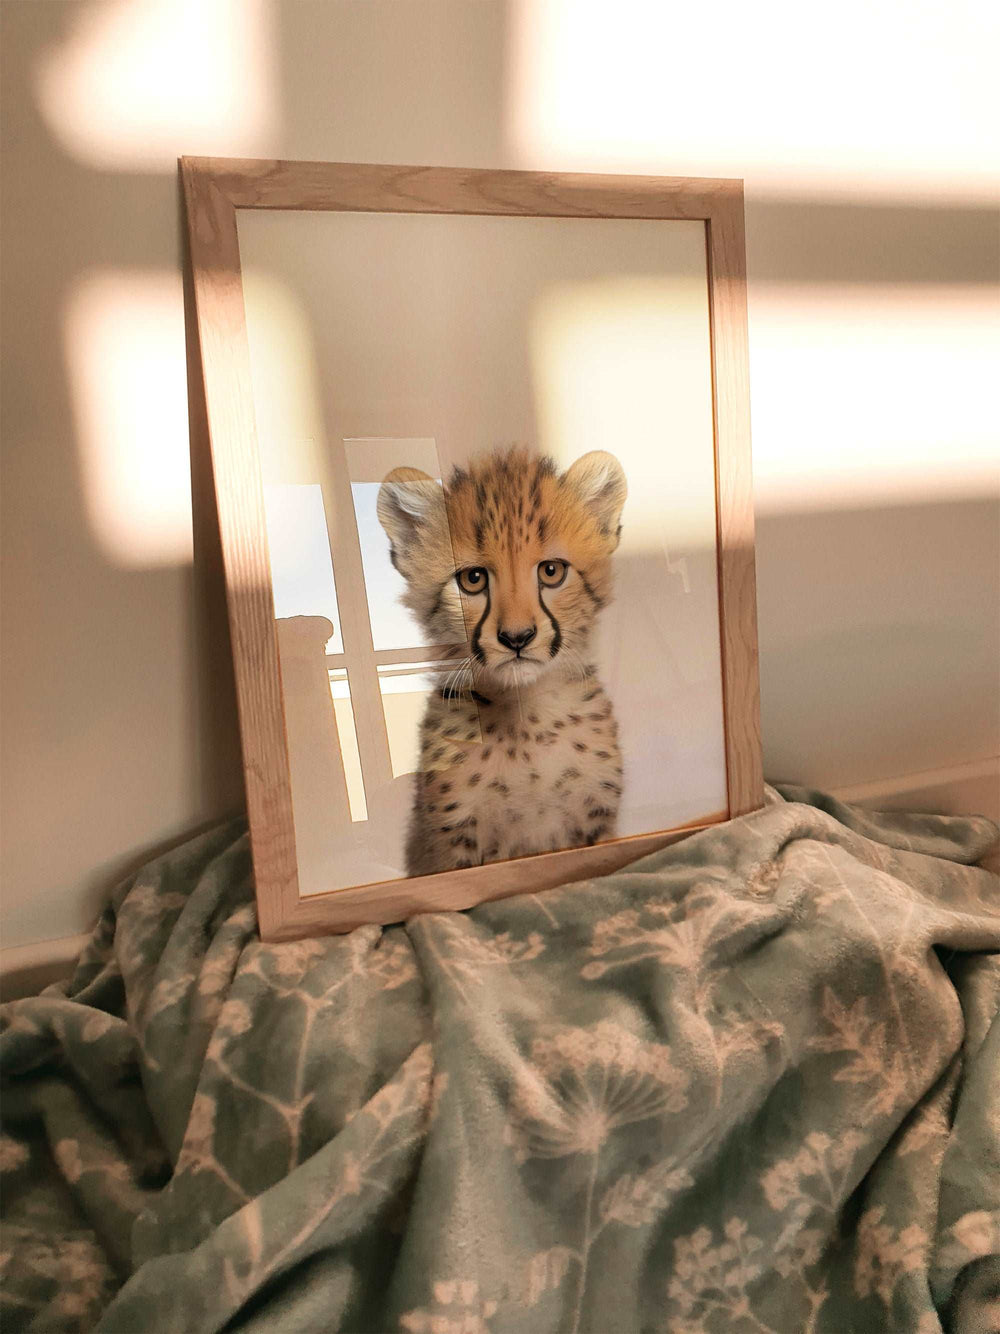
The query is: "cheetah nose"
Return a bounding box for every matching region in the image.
[497,625,537,653]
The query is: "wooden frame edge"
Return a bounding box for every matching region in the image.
[706,185,764,817]
[274,815,729,940]
[181,156,744,216]
[180,157,763,941]
[181,160,299,938]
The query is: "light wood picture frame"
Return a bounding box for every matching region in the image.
[181,157,763,942]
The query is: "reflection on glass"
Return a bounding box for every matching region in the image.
[343,437,465,653]
[329,669,367,822]
[377,664,442,778]
[263,483,342,653]
[233,209,733,901]
[352,481,426,650]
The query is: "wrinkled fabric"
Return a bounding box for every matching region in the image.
[1,789,997,1334]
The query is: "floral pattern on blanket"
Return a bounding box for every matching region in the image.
[1,788,998,1333]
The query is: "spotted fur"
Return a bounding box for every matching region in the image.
[377,446,626,875]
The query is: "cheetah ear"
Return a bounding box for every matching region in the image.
[563,451,627,544]
[376,467,444,553]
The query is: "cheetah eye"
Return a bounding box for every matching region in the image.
[456,566,488,595]
[538,559,569,588]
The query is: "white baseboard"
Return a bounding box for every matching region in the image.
[0,932,93,1003]
[831,755,999,824]
[2,757,996,1001]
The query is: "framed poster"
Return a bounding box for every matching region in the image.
[181,159,762,941]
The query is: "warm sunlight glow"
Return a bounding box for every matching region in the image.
[240,264,340,526]
[35,0,276,170]
[750,284,1000,512]
[530,270,718,550]
[529,266,729,811]
[241,267,327,456]
[507,0,999,202]
[65,272,193,566]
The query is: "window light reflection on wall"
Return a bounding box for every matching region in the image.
[64,271,194,566]
[35,0,276,171]
[506,0,997,202]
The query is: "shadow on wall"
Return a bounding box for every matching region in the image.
[0,0,997,951]
[756,496,1000,795]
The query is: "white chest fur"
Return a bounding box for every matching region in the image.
[416,673,622,864]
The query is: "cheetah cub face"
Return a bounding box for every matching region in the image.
[376,447,626,694]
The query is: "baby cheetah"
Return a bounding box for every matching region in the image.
[377,446,626,876]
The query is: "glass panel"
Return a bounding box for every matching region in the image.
[236,208,731,900]
[377,663,443,778]
[263,483,342,653]
[344,437,466,653]
[351,481,428,651]
[329,669,367,822]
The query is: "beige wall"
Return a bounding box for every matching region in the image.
[2,0,997,957]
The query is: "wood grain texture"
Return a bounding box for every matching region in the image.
[706,185,764,816]
[181,162,299,937]
[181,157,763,940]
[181,157,739,220]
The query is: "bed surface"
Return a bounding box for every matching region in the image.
[2,787,998,1333]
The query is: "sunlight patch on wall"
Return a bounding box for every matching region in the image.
[35,0,276,171]
[241,267,327,459]
[750,283,1000,512]
[64,272,193,566]
[529,269,718,551]
[528,268,728,708]
[506,0,998,202]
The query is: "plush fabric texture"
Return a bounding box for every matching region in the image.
[1,789,997,1334]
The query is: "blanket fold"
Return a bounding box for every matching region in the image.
[2,792,998,1334]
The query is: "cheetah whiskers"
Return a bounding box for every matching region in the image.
[440,654,474,706]
[561,644,591,687]
[514,676,525,727]
[440,660,468,704]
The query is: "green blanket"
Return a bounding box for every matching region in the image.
[2,789,998,1333]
